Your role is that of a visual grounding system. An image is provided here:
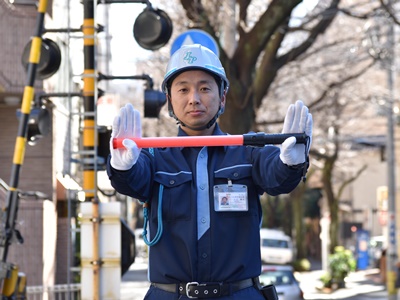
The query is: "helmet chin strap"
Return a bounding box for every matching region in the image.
[178,108,222,131]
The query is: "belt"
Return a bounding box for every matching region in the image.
[151,277,258,299]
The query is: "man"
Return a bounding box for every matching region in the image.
[107,44,313,299]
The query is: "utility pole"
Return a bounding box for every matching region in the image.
[386,16,397,300]
[82,0,100,298]
[368,7,398,298]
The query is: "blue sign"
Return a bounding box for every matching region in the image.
[356,229,369,270]
[390,223,396,245]
[170,29,219,57]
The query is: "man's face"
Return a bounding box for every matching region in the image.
[169,70,225,135]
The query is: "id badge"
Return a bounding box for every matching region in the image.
[214,181,248,212]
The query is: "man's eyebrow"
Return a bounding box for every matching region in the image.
[174,79,214,86]
[198,79,214,85]
[173,80,188,86]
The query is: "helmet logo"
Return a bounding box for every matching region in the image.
[183,51,197,64]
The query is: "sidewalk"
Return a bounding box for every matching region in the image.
[121,257,390,300]
[299,258,388,299]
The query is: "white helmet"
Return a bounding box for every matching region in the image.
[161,44,229,131]
[161,44,229,94]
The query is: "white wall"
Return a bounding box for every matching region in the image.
[352,150,386,237]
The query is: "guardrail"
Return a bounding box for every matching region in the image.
[26,284,81,300]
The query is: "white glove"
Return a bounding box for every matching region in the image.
[109,103,142,170]
[280,100,313,166]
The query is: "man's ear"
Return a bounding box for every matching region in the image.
[220,90,227,111]
[167,94,174,118]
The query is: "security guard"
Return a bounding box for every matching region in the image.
[107,44,313,299]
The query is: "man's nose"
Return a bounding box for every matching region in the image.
[189,91,201,104]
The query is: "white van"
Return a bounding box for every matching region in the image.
[260,228,294,265]
[369,235,385,267]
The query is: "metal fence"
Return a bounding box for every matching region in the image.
[26,284,81,300]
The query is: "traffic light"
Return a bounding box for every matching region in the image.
[133,6,173,50]
[341,222,363,239]
[144,89,166,118]
[16,106,51,146]
[97,126,112,168]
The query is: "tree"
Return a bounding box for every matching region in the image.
[179,0,341,134]
[175,0,374,255]
[140,0,393,255]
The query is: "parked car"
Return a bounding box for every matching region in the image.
[259,264,304,300]
[369,235,385,268]
[260,228,295,265]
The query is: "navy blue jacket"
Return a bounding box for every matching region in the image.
[107,124,303,284]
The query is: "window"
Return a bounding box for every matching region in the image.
[262,238,289,248]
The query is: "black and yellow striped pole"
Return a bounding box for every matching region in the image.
[0,0,48,297]
[82,0,100,298]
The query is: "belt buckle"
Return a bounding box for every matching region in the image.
[186,282,199,299]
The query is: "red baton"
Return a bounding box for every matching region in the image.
[112,133,309,149]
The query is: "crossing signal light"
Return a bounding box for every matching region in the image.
[21,38,62,80]
[144,89,166,118]
[16,106,51,146]
[133,6,173,50]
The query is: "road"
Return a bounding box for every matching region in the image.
[121,258,149,300]
[121,257,390,300]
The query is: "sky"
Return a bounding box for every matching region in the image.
[292,0,318,22]
[98,1,158,75]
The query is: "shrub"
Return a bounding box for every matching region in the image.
[321,246,356,288]
[293,258,311,272]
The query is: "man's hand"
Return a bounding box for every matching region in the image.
[109,103,142,170]
[280,100,313,166]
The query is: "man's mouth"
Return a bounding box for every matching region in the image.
[188,110,204,116]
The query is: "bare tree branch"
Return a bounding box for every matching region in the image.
[237,0,251,37]
[337,164,368,200]
[257,58,376,127]
[278,1,340,68]
[233,0,301,80]
[379,0,400,26]
[308,60,377,110]
[253,0,341,109]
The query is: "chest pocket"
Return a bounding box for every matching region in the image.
[154,171,193,221]
[214,164,252,184]
[214,165,258,217]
